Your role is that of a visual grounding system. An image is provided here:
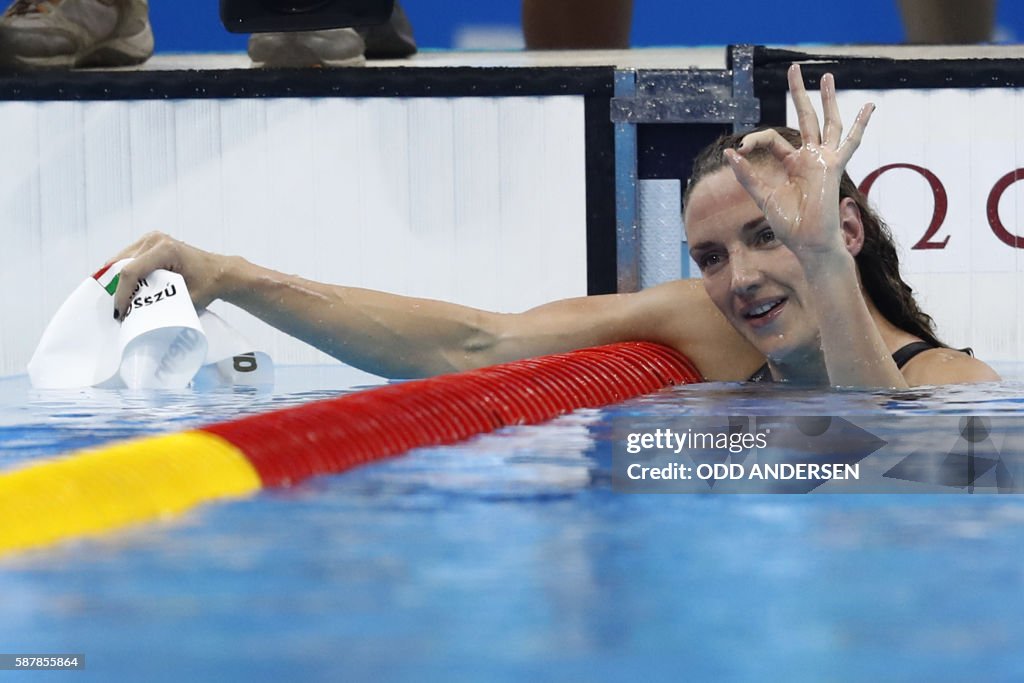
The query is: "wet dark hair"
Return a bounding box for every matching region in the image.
[682,125,943,348]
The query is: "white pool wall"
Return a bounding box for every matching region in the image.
[0,96,588,377]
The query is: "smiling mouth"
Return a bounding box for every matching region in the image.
[743,297,786,321]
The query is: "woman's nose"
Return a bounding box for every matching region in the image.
[729,250,764,295]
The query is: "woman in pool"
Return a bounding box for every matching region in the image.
[107,65,998,388]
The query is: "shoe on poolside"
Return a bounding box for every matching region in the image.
[358,0,416,59]
[247,27,367,69]
[247,0,416,69]
[0,0,153,69]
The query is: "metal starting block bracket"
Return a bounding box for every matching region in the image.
[611,45,760,129]
[613,45,761,292]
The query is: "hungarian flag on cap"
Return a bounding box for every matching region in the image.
[92,263,121,296]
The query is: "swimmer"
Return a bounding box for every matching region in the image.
[106,65,998,388]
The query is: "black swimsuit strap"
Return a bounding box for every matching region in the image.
[891,341,937,369]
[747,341,946,382]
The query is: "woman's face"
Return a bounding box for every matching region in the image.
[684,166,820,362]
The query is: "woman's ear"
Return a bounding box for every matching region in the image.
[839,197,865,257]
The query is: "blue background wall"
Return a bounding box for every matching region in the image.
[152,1,1023,53]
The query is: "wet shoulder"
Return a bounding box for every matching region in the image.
[638,279,764,382]
[901,347,1001,385]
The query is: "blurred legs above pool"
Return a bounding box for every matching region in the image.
[897,0,997,43]
[522,0,634,49]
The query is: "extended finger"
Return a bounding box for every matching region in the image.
[836,103,876,166]
[820,73,843,147]
[788,64,821,146]
[737,128,798,164]
[723,149,775,213]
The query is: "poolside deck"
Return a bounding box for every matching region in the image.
[78,43,1024,73]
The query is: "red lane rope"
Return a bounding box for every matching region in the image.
[202,342,703,488]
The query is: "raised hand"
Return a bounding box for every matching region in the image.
[723,64,874,261]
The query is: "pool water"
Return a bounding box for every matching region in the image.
[2,367,1024,682]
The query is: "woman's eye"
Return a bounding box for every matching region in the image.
[757,228,776,245]
[697,253,722,271]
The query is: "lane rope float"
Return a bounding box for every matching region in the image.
[0,342,702,555]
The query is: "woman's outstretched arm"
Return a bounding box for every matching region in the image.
[108,232,763,380]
